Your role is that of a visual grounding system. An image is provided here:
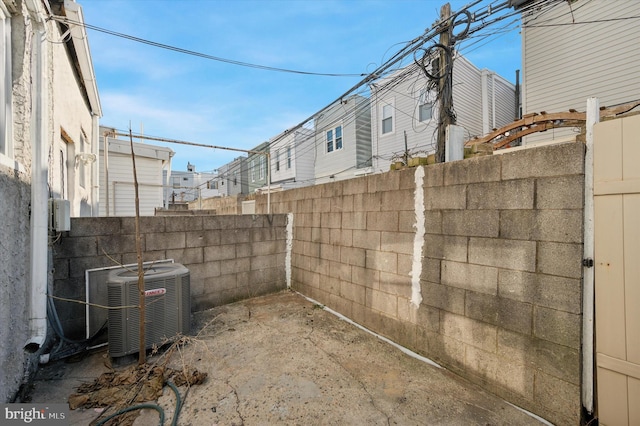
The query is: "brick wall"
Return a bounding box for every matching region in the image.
[52,214,288,338]
[256,142,585,425]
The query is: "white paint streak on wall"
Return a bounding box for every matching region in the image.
[410,166,425,307]
[286,213,293,288]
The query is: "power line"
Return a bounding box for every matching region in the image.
[49,16,367,78]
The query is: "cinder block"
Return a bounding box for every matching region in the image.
[122,251,166,265]
[165,216,203,232]
[353,229,381,250]
[220,258,251,275]
[425,211,443,234]
[122,216,165,234]
[69,256,115,279]
[536,175,585,209]
[442,210,499,238]
[537,241,582,278]
[328,293,352,318]
[533,210,583,243]
[353,192,382,212]
[424,234,444,259]
[340,281,366,305]
[313,197,331,213]
[379,272,412,298]
[342,212,367,230]
[443,236,468,262]
[424,163,444,187]
[415,304,440,332]
[319,243,341,262]
[342,176,368,195]
[53,258,69,280]
[415,327,466,370]
[465,345,534,399]
[330,228,352,246]
[341,246,365,267]
[498,332,580,385]
[498,269,536,303]
[441,312,498,353]
[443,154,501,185]
[442,260,498,295]
[188,261,221,280]
[70,217,120,237]
[465,291,533,335]
[421,281,465,315]
[250,254,279,271]
[397,253,412,277]
[96,234,136,257]
[204,270,234,291]
[366,250,397,273]
[399,167,418,190]
[421,258,441,284]
[352,265,380,288]
[499,210,536,240]
[321,180,343,198]
[381,189,414,212]
[186,230,222,248]
[469,237,536,272]
[332,194,354,213]
[57,236,97,259]
[535,274,582,314]
[203,215,235,230]
[204,245,236,262]
[381,231,414,255]
[328,260,351,282]
[501,142,584,181]
[425,185,466,210]
[367,211,399,232]
[368,171,400,193]
[293,226,311,242]
[320,212,342,229]
[533,371,581,426]
[220,228,251,245]
[367,288,398,318]
[534,306,581,349]
[467,179,534,210]
[399,211,416,233]
[166,247,204,265]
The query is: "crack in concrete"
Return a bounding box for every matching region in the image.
[304,334,392,425]
[226,381,245,426]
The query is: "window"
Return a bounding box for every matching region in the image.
[233,172,238,186]
[326,125,343,153]
[275,150,280,172]
[381,104,393,134]
[0,6,12,158]
[286,146,292,169]
[419,102,433,122]
[79,133,86,188]
[259,156,265,180]
[250,159,256,182]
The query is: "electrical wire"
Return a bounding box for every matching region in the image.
[49,16,366,78]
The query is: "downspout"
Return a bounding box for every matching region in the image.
[25,0,48,351]
[582,97,599,414]
[491,72,496,130]
[481,69,490,134]
[91,114,99,216]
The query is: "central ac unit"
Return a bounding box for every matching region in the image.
[107,263,190,358]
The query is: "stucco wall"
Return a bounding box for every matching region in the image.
[0,165,31,402]
[256,142,585,426]
[51,215,288,338]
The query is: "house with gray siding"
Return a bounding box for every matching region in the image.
[216,156,249,197]
[520,0,640,145]
[248,142,269,194]
[314,95,372,184]
[268,127,315,190]
[370,54,516,172]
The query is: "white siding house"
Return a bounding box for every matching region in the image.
[269,127,315,189]
[0,0,101,401]
[164,163,219,206]
[521,0,640,145]
[99,130,174,216]
[370,54,516,171]
[314,95,372,184]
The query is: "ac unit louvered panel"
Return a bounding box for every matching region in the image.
[107,264,190,358]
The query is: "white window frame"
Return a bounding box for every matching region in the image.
[286,146,292,169]
[0,4,12,161]
[325,123,343,154]
[259,156,265,180]
[380,100,395,135]
[275,150,280,172]
[419,101,433,122]
[250,159,256,182]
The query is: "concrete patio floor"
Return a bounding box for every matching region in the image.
[28,291,548,425]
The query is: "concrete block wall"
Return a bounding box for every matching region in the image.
[52,215,288,338]
[257,142,585,425]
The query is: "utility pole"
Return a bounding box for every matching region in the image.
[436,3,454,163]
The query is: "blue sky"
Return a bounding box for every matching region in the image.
[80,0,522,173]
